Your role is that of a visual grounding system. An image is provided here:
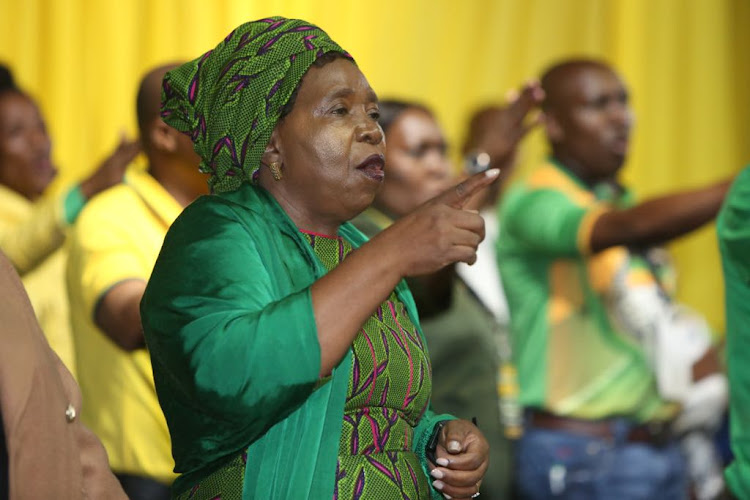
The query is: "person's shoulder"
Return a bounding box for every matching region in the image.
[730,165,750,193]
[186,183,272,217]
[176,191,259,228]
[718,165,750,238]
[721,166,750,212]
[525,163,592,205]
[75,183,140,229]
[502,163,594,219]
[166,188,272,248]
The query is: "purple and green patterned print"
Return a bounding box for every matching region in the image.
[161,17,351,193]
[305,232,433,500]
[174,232,434,499]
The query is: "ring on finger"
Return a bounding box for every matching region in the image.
[471,482,481,498]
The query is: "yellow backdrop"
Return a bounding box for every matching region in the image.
[1,0,747,331]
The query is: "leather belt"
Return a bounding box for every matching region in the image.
[528,410,674,447]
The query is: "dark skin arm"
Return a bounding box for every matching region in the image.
[94,279,146,352]
[79,136,140,200]
[311,169,500,376]
[311,173,496,497]
[85,138,145,353]
[93,172,499,358]
[590,179,732,253]
[462,82,543,211]
[463,81,544,171]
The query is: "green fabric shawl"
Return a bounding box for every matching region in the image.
[140,184,449,499]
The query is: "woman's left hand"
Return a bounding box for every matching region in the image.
[429,419,489,499]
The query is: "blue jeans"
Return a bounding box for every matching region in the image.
[517,418,688,500]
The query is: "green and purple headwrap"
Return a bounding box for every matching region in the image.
[161,17,351,193]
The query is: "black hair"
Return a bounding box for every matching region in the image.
[377,99,432,134]
[0,64,19,94]
[135,64,181,139]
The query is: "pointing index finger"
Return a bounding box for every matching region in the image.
[438,168,501,209]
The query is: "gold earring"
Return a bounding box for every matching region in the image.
[269,162,283,181]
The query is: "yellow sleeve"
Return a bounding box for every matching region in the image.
[66,190,147,323]
[0,192,66,276]
[503,186,609,257]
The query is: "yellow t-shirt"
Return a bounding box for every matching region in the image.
[0,184,76,377]
[66,166,180,484]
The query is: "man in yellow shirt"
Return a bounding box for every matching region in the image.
[0,64,139,376]
[66,64,207,499]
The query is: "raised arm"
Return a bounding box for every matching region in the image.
[311,169,500,374]
[0,136,139,276]
[590,179,731,253]
[0,195,66,274]
[78,136,140,200]
[140,169,499,443]
[463,81,544,172]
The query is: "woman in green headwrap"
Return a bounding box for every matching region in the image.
[141,17,493,500]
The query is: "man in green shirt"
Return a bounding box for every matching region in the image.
[718,166,750,499]
[498,58,731,499]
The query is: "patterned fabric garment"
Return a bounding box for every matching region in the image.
[301,232,434,500]
[160,17,350,193]
[175,231,434,500]
[176,453,246,500]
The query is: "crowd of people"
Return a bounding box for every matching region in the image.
[0,15,747,500]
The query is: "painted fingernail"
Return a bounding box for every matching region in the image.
[432,480,445,491]
[436,457,450,466]
[430,468,444,479]
[443,494,453,499]
[485,169,500,178]
[447,440,462,452]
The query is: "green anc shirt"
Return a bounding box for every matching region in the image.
[496,159,673,422]
[718,165,750,498]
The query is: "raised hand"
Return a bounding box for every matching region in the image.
[311,169,500,374]
[80,135,141,199]
[464,81,544,171]
[374,168,501,277]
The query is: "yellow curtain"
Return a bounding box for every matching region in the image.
[1,0,747,331]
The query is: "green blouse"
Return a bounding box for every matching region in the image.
[140,183,449,499]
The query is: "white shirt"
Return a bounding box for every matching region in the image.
[456,208,510,326]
